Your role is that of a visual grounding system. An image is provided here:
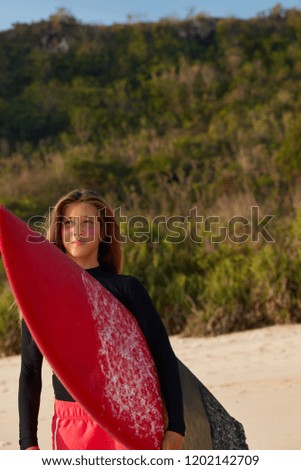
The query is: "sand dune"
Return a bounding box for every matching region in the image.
[1,324,300,450]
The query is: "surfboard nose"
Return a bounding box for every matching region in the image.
[0,204,7,220]
[0,206,20,243]
[0,205,13,229]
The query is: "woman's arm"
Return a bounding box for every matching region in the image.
[19,320,43,450]
[125,277,185,447]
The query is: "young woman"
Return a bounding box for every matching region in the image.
[19,189,185,450]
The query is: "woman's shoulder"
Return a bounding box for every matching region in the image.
[104,272,144,291]
[87,267,148,303]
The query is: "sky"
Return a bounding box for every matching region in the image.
[1,0,301,32]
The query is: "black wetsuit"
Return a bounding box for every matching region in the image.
[19,266,185,449]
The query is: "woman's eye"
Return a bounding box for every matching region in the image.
[62,219,73,228]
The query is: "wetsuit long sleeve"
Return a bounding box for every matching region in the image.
[123,276,185,435]
[19,320,43,449]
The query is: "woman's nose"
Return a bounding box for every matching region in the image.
[73,220,83,237]
[76,222,87,236]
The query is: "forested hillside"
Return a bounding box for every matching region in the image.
[1,4,301,355]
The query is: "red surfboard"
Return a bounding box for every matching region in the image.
[0,205,165,450]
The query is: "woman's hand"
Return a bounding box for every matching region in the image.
[161,430,184,450]
[25,446,40,450]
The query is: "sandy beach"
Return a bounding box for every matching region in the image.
[1,324,300,450]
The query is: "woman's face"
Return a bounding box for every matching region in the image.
[61,202,102,269]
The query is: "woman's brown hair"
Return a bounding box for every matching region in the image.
[47,189,123,274]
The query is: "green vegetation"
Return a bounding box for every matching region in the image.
[1,4,301,355]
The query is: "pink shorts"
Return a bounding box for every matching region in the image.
[51,400,128,450]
